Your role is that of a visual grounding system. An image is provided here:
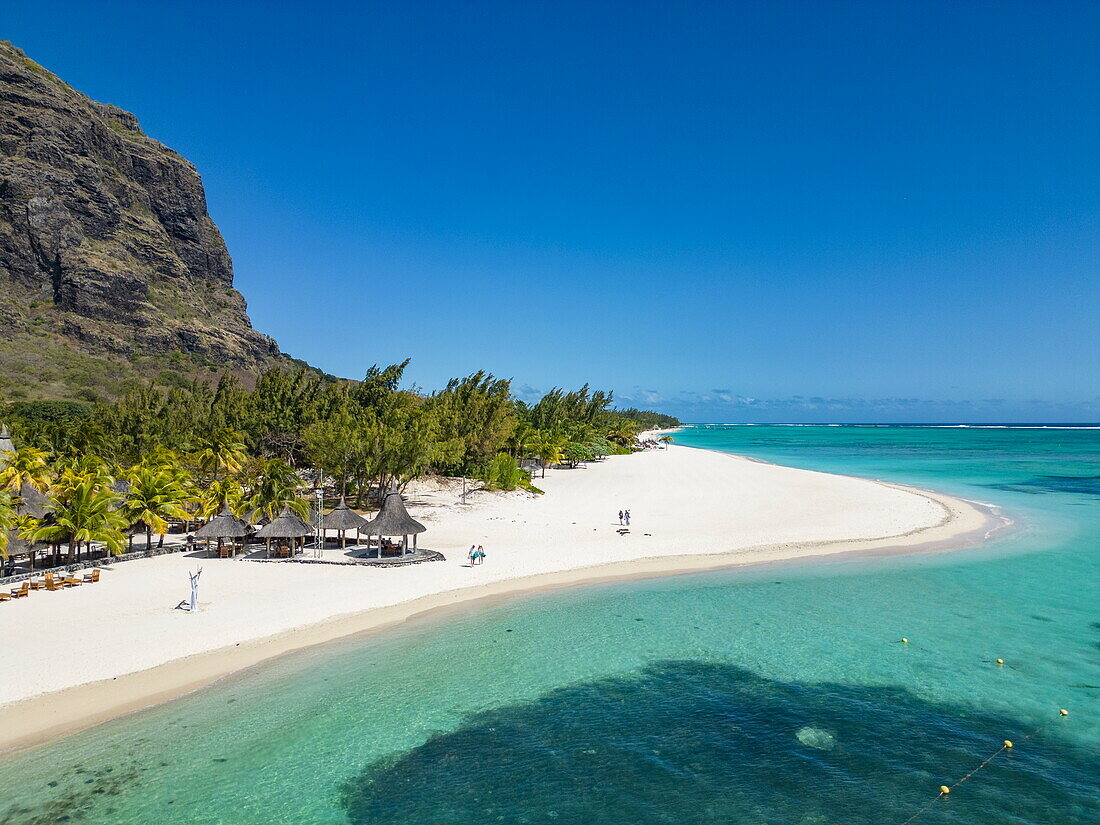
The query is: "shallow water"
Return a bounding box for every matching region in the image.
[1,425,1098,824]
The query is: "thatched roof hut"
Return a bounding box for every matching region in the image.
[321,497,368,550]
[3,529,47,560]
[324,498,368,532]
[15,483,50,519]
[363,490,425,537]
[1,429,52,566]
[0,427,45,516]
[254,507,312,539]
[0,427,52,519]
[195,505,250,539]
[254,506,312,557]
[362,488,425,556]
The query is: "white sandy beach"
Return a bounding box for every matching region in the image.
[0,442,997,752]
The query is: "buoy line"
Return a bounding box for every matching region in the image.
[896,698,1098,825]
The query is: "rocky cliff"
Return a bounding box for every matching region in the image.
[0,42,289,401]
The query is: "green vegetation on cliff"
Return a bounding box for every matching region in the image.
[0,41,292,401]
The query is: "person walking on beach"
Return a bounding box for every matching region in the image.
[476,545,486,565]
[624,509,631,526]
[618,510,624,525]
[468,545,477,566]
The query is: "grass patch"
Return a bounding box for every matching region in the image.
[104,117,141,139]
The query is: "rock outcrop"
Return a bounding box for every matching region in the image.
[0,42,288,400]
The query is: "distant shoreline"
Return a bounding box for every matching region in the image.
[678,422,1100,429]
[0,441,1003,756]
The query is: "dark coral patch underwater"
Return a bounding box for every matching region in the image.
[341,661,1099,825]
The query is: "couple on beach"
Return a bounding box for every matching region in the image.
[618,509,631,526]
[467,545,486,566]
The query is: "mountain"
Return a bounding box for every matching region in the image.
[0,41,295,402]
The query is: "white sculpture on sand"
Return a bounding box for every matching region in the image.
[188,568,202,613]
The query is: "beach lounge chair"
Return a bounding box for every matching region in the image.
[10,582,30,598]
[44,573,69,591]
[0,591,10,601]
[83,568,101,583]
[29,577,46,590]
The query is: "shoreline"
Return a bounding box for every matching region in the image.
[0,446,1004,756]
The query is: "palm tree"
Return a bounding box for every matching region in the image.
[121,463,195,551]
[533,430,566,478]
[195,428,248,481]
[34,472,127,562]
[507,422,535,459]
[247,458,309,522]
[0,446,52,493]
[606,419,639,448]
[196,479,246,520]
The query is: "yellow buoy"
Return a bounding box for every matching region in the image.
[1059,708,1069,716]
[940,786,951,795]
[901,638,909,644]
[1003,740,1013,748]
[996,658,1004,665]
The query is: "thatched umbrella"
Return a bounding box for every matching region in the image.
[362,488,426,557]
[254,506,312,556]
[324,497,368,550]
[195,505,250,555]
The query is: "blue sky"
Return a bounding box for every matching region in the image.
[7,1,1099,422]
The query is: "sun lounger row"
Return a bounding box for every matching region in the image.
[0,569,101,601]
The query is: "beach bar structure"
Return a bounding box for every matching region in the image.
[255,507,313,556]
[362,487,426,557]
[195,505,250,556]
[323,497,368,550]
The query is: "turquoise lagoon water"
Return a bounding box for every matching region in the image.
[2,425,1098,824]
